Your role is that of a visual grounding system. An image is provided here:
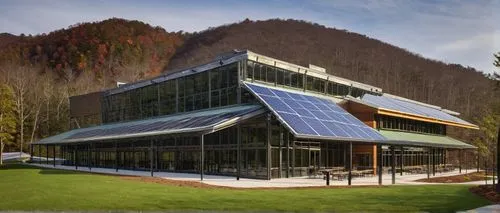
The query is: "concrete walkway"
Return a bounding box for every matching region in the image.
[459,205,500,213]
[28,163,485,188]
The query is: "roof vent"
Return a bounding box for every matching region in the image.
[116,81,127,88]
[309,64,326,73]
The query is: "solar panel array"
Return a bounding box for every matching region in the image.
[244,83,386,141]
[361,94,475,126]
[33,105,262,144]
[67,112,241,140]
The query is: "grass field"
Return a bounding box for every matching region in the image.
[0,164,490,212]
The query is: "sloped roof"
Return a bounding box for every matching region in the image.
[34,104,266,144]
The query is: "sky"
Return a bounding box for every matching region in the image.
[1,0,498,74]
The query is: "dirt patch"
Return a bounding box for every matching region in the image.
[470,185,500,203]
[120,176,225,189]
[415,172,489,183]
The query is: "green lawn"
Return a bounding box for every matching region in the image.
[0,164,490,212]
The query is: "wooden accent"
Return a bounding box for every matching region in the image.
[344,100,478,130]
[344,101,379,175]
[353,144,378,175]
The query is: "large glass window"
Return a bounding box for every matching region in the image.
[378,115,446,135]
[159,80,176,115]
[140,85,158,118]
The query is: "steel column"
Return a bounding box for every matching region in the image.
[88,144,91,170]
[348,142,352,186]
[237,125,241,180]
[427,148,430,179]
[400,146,404,176]
[46,144,49,164]
[115,142,118,172]
[150,140,154,177]
[377,144,382,185]
[266,113,271,180]
[286,133,290,178]
[278,127,283,178]
[38,145,41,164]
[477,150,480,173]
[132,142,135,170]
[75,146,78,170]
[465,150,468,173]
[459,149,462,174]
[432,148,436,176]
[200,135,204,181]
[391,146,395,184]
[30,144,33,162]
[53,145,56,167]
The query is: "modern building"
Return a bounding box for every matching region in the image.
[31,50,478,183]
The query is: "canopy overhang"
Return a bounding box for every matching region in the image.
[33,104,266,145]
[378,130,476,149]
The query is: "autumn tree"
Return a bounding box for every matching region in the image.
[0,84,16,165]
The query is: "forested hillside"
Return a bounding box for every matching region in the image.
[0,18,498,158]
[0,18,183,84]
[0,18,184,154]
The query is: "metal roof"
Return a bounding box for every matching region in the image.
[379,130,476,149]
[104,50,382,96]
[356,94,478,128]
[34,104,266,145]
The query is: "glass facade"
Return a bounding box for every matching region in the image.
[381,148,446,168]
[246,60,374,97]
[377,115,446,135]
[102,63,239,123]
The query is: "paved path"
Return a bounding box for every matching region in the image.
[29,163,483,188]
[459,204,500,213]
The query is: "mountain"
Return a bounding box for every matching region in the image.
[168,19,499,137]
[0,18,184,82]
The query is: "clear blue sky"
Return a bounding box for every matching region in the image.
[1,0,498,74]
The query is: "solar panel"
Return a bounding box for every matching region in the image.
[362,94,475,127]
[63,104,264,141]
[244,82,386,141]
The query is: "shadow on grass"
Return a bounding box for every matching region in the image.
[0,163,36,170]
[0,163,90,176]
[38,169,83,175]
